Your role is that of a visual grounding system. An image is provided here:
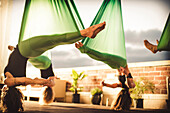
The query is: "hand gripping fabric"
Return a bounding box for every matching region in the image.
[157,13,170,51]
[18,0,84,69]
[79,0,127,69]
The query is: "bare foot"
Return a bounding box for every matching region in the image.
[75,42,83,48]
[81,21,106,38]
[8,45,15,51]
[144,40,158,53]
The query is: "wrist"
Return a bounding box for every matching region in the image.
[44,79,49,85]
[117,83,122,87]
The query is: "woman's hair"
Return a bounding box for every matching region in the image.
[1,87,24,113]
[110,84,132,111]
[43,86,54,104]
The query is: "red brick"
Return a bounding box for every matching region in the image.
[152,80,160,84]
[100,74,107,78]
[144,73,149,76]
[155,67,168,71]
[167,67,170,70]
[97,86,102,90]
[88,76,95,79]
[99,69,107,72]
[139,73,148,76]
[160,80,166,84]
[86,70,98,74]
[160,89,167,94]
[145,76,155,81]
[149,72,161,76]
[133,78,138,81]
[144,67,154,71]
[155,76,166,80]
[96,78,102,81]
[161,71,170,76]
[154,89,161,94]
[155,85,166,89]
[103,69,116,73]
[130,68,144,73]
[132,73,139,76]
[91,78,97,82]
[145,91,154,94]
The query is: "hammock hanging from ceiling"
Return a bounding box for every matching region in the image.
[157,13,170,51]
[18,0,84,69]
[79,0,127,69]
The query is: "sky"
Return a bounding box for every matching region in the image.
[8,0,170,69]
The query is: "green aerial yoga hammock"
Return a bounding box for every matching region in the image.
[18,0,84,69]
[79,0,127,69]
[157,13,170,51]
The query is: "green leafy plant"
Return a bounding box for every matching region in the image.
[69,69,87,94]
[130,77,155,99]
[91,87,103,96]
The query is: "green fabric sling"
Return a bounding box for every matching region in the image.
[18,0,84,69]
[79,0,127,69]
[157,13,170,51]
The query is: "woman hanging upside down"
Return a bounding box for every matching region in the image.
[2,22,106,113]
[75,42,135,110]
[102,65,135,111]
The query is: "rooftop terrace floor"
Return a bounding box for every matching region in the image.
[21,101,170,113]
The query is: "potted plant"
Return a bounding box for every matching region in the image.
[130,77,155,108]
[90,87,103,105]
[69,69,87,103]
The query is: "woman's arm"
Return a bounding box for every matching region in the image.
[102,81,122,88]
[4,72,54,87]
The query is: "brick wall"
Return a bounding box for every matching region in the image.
[131,66,169,94]
[54,60,170,94]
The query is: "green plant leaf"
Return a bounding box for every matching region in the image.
[77,87,83,92]
[70,69,88,93]
[73,81,77,87]
[72,69,78,80]
[69,87,75,92]
[130,77,155,99]
[79,71,85,78]
[90,88,103,95]
[80,74,88,80]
